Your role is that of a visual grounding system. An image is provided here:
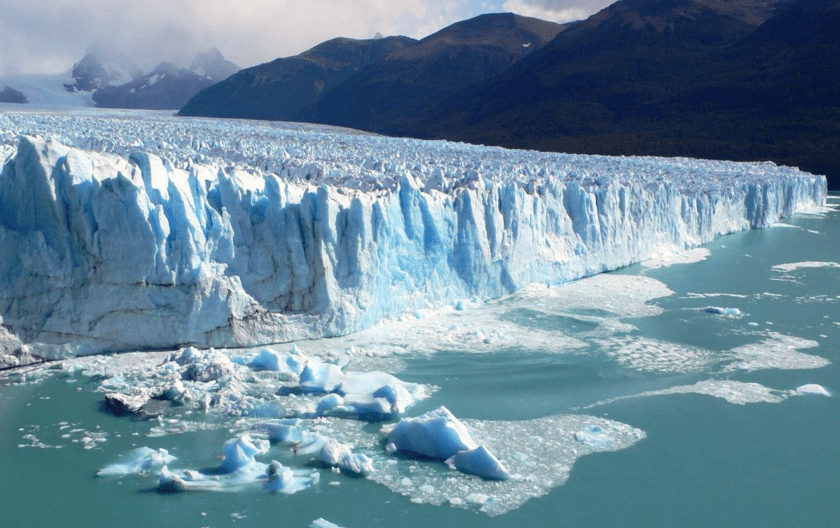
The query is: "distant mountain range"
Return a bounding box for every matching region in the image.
[179,0,839,188]
[1,47,239,110]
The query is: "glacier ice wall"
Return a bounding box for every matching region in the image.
[0,112,827,357]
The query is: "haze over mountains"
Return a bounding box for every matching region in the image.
[2,47,239,109]
[180,0,838,187]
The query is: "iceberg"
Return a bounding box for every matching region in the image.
[445,445,510,480]
[157,434,319,493]
[384,406,509,479]
[384,406,478,459]
[0,112,827,357]
[96,447,176,477]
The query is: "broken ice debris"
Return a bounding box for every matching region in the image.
[384,406,509,480]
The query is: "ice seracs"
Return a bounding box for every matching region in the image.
[0,112,827,358]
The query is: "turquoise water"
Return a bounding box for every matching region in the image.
[2,198,839,528]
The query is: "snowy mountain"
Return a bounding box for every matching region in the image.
[0,48,239,111]
[94,50,240,110]
[0,111,826,360]
[63,47,144,93]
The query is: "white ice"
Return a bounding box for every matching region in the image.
[0,110,826,358]
[704,306,743,316]
[157,434,318,493]
[384,406,478,459]
[96,447,176,477]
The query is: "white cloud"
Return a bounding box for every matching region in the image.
[501,0,589,24]
[0,0,478,76]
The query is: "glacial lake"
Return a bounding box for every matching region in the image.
[2,194,839,528]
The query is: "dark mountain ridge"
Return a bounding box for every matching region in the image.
[416,0,839,187]
[300,13,565,135]
[178,36,416,120]
[176,0,838,187]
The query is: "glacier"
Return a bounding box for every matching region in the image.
[0,110,827,359]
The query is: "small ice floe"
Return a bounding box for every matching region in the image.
[445,445,510,480]
[219,434,270,473]
[704,306,742,317]
[234,347,307,381]
[252,419,306,443]
[574,426,615,448]
[157,434,318,493]
[103,389,152,416]
[97,447,176,477]
[283,354,429,419]
[317,438,374,476]
[311,519,345,528]
[795,384,831,397]
[383,406,509,480]
[725,332,827,372]
[263,460,320,494]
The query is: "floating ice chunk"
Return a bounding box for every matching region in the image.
[100,376,129,390]
[263,460,319,494]
[103,389,151,415]
[318,438,374,476]
[97,447,176,477]
[171,347,242,383]
[726,332,827,372]
[287,356,427,419]
[294,434,328,456]
[384,406,477,459]
[252,419,305,443]
[316,394,344,415]
[445,445,510,480]
[597,380,789,406]
[159,463,268,492]
[220,434,270,473]
[154,378,189,403]
[772,261,840,273]
[157,436,317,494]
[574,426,615,448]
[642,248,710,269]
[704,306,742,316]
[299,362,345,394]
[795,384,831,397]
[311,519,344,528]
[245,349,307,380]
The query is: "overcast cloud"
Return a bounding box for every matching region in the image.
[0,0,612,76]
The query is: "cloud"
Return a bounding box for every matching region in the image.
[501,0,590,24]
[0,0,479,76]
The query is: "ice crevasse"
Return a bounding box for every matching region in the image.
[0,134,826,357]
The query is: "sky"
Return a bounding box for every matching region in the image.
[0,0,614,77]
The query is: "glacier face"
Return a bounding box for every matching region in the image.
[0,111,827,358]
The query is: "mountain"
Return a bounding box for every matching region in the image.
[63,47,143,93]
[188,48,240,83]
[416,0,840,185]
[179,13,564,129]
[0,86,28,104]
[300,13,566,134]
[94,50,241,110]
[178,36,416,120]
[419,0,791,141]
